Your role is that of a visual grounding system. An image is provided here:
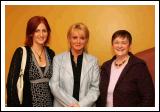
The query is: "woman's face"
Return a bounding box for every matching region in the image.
[112,36,130,57]
[68,29,88,52]
[33,22,48,46]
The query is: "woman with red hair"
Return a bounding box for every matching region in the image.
[6,16,55,107]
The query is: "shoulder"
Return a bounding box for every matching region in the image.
[124,53,149,75]
[9,47,25,68]
[101,57,114,69]
[45,46,55,58]
[52,52,70,66]
[15,46,23,52]
[84,53,99,64]
[54,51,69,60]
[129,52,146,66]
[12,47,24,57]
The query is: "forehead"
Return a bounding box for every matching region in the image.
[70,29,85,36]
[113,36,129,41]
[36,22,46,29]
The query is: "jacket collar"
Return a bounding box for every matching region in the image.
[63,51,94,85]
[105,52,145,90]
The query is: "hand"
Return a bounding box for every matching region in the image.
[68,103,80,107]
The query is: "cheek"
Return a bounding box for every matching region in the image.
[44,33,48,38]
[44,36,48,40]
[124,45,130,49]
[70,39,76,44]
[33,35,37,41]
[33,33,38,38]
[81,41,86,45]
[82,39,87,44]
[69,40,76,46]
[112,44,117,49]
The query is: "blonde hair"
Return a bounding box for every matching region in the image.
[67,23,89,52]
[67,23,89,40]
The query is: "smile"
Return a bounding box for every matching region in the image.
[116,49,124,51]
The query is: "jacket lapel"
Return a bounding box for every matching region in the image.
[62,52,74,79]
[114,56,132,89]
[62,52,94,86]
[80,53,92,85]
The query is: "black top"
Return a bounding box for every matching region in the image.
[70,51,83,101]
[6,46,55,107]
[40,67,46,73]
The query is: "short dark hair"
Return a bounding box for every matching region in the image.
[112,30,132,45]
[25,16,51,46]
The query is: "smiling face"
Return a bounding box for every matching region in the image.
[67,23,89,53]
[68,29,88,53]
[33,23,48,46]
[112,36,130,57]
[25,16,51,47]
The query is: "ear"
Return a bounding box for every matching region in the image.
[67,36,71,42]
[29,34,33,38]
[67,36,71,46]
[85,37,89,43]
[128,45,132,51]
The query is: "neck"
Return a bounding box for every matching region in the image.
[31,44,45,62]
[71,49,83,59]
[32,44,44,52]
[116,54,128,61]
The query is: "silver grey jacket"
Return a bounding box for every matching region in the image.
[49,51,100,107]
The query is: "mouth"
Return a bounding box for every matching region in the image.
[116,49,125,52]
[75,45,81,47]
[38,37,45,41]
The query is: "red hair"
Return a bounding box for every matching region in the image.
[25,16,51,46]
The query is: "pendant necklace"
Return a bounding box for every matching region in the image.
[33,47,44,62]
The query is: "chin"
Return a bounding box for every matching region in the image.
[116,53,127,57]
[73,48,83,52]
[38,41,45,45]
[75,49,83,51]
[74,47,82,50]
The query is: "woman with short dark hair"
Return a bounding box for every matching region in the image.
[97,30,154,107]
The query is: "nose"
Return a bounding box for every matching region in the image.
[77,38,81,43]
[117,43,123,48]
[40,31,43,37]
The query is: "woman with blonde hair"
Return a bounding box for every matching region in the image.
[49,23,100,107]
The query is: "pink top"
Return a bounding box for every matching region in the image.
[106,59,129,107]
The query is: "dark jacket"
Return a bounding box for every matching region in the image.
[6,46,55,107]
[96,52,155,107]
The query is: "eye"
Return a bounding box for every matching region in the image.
[80,37,85,40]
[122,42,127,44]
[35,29,40,32]
[72,36,77,39]
[42,29,47,33]
[113,41,119,44]
[122,41,128,45]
